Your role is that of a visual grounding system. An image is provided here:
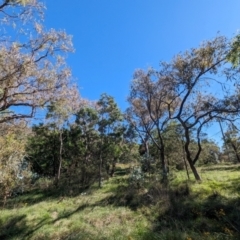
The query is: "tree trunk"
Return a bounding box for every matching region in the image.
[99,155,102,188]
[219,121,231,162]
[183,156,190,180]
[183,129,201,181]
[81,165,86,185]
[52,136,58,176]
[160,148,168,182]
[57,130,63,185]
[181,140,190,180]
[110,158,117,177]
[188,160,201,181]
[230,141,240,163]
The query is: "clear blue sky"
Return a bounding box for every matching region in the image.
[43,0,240,144]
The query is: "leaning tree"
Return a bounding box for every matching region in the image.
[128,35,240,181]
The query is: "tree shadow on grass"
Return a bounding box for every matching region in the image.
[0,211,99,240]
[0,213,54,240]
[93,180,240,239]
[150,187,240,239]
[0,202,99,240]
[114,167,131,177]
[201,164,240,172]
[2,179,95,210]
[3,171,130,210]
[228,178,240,193]
[52,203,90,224]
[2,165,131,210]
[0,215,27,239]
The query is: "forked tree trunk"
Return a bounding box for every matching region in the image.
[183,129,201,181]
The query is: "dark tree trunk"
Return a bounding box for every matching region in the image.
[99,154,102,188]
[230,141,240,163]
[188,159,201,181]
[109,158,117,177]
[57,130,63,184]
[81,165,86,185]
[183,156,190,180]
[160,147,168,181]
[184,128,201,181]
[181,139,190,180]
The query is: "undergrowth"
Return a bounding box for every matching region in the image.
[0,163,240,239]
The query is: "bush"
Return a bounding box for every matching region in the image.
[129,166,144,188]
[0,123,31,206]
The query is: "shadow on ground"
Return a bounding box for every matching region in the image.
[2,166,131,210]
[201,164,240,172]
[1,178,95,210]
[0,213,98,240]
[1,164,240,239]
[94,179,240,239]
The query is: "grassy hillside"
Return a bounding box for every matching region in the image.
[0,164,240,240]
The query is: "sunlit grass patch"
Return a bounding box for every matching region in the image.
[0,163,239,239]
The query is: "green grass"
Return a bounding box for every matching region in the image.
[0,163,240,239]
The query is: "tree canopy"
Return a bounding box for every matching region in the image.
[0,0,80,123]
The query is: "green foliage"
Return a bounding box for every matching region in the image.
[0,122,31,205]
[227,34,240,67]
[27,124,61,176]
[221,124,240,163]
[26,94,137,190]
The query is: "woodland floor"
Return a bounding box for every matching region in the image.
[0,163,240,240]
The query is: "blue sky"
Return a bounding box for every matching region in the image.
[43,1,240,144]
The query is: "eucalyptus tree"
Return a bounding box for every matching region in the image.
[157,36,240,180]
[0,0,79,124]
[127,35,240,181]
[126,69,179,180]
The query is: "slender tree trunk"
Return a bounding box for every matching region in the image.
[99,136,103,188]
[99,154,102,188]
[57,130,63,184]
[181,139,190,180]
[144,140,151,175]
[229,141,240,163]
[228,123,240,163]
[81,139,88,186]
[145,140,149,157]
[110,159,116,177]
[219,121,231,162]
[183,157,190,180]
[160,147,168,182]
[3,191,9,207]
[52,135,57,176]
[81,165,86,185]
